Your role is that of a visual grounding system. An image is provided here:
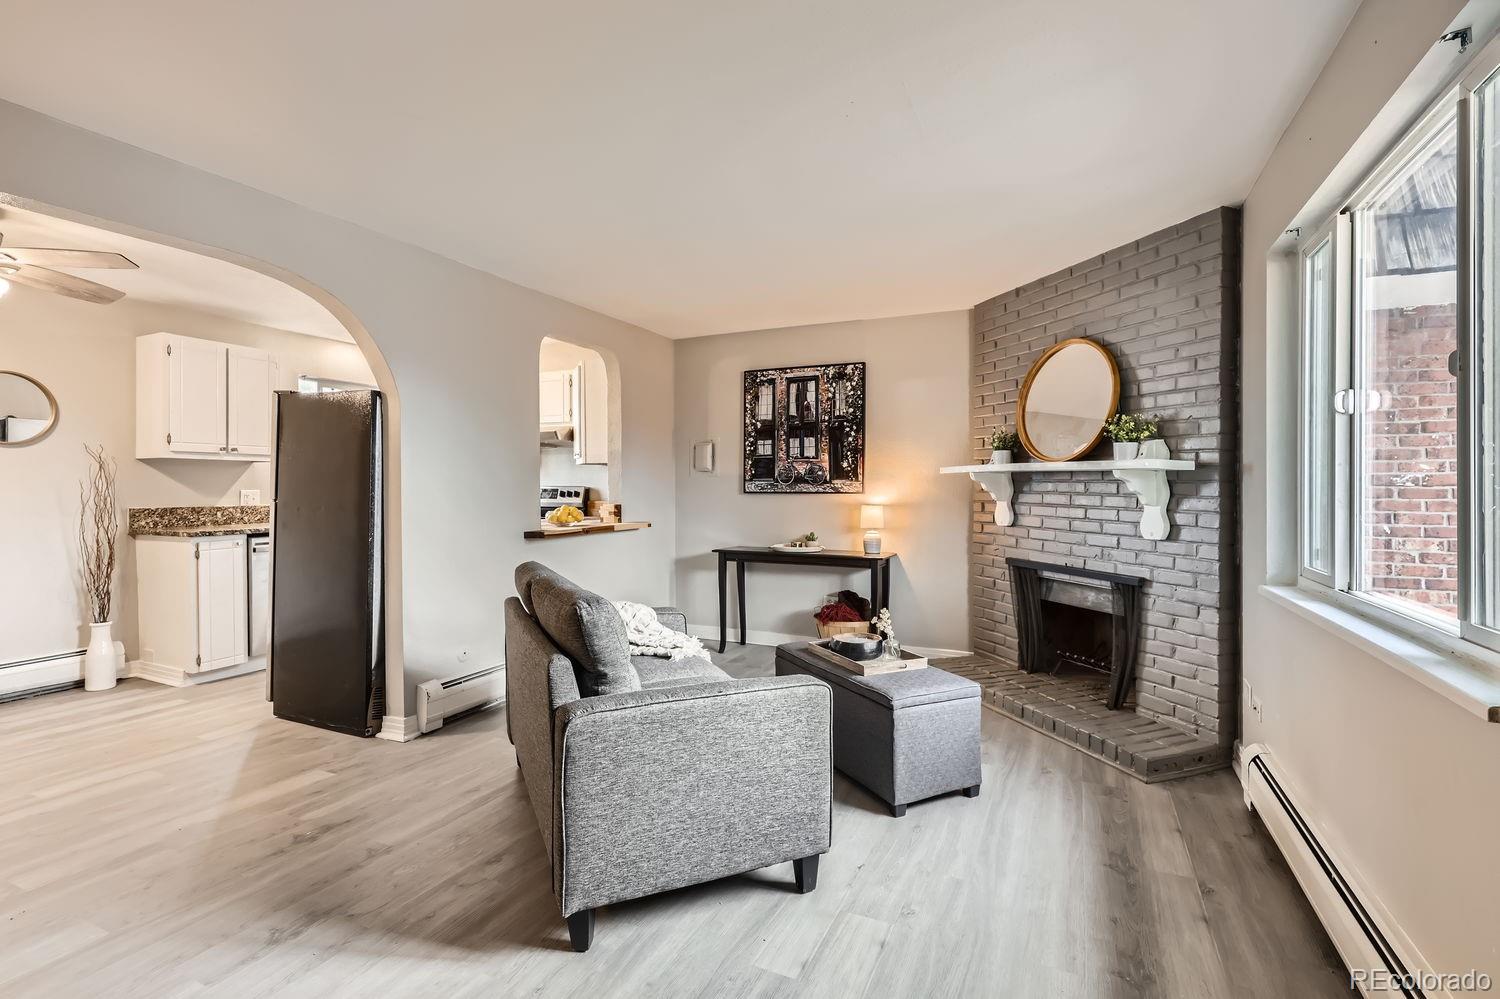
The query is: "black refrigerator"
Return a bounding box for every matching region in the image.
[270,390,385,737]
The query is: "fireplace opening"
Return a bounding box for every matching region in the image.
[1039,599,1113,675]
[1008,558,1145,709]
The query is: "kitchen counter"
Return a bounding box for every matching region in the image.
[129,505,270,538]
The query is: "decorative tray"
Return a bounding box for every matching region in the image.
[804,640,928,676]
[771,543,824,553]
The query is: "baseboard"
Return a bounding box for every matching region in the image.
[0,644,128,700]
[128,656,266,688]
[686,623,970,660]
[376,713,420,743]
[1239,744,1446,997]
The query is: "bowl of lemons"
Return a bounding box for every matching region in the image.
[546,504,586,527]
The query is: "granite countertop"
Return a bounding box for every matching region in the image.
[129,505,270,538]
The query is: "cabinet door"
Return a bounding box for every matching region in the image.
[196,538,247,671]
[168,337,228,454]
[539,369,572,426]
[227,347,275,457]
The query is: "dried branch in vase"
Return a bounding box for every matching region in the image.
[78,444,119,625]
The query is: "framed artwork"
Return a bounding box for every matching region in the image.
[743,362,865,493]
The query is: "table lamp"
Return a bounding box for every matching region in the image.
[859,504,884,555]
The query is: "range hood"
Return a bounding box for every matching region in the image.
[540,427,574,449]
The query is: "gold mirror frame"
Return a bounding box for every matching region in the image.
[0,370,59,447]
[1015,338,1120,462]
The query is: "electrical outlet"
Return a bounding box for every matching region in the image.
[458,649,470,663]
[1251,694,1264,723]
[240,489,261,506]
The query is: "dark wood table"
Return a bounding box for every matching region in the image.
[712,547,896,653]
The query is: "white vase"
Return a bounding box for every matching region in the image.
[83,621,117,691]
[989,449,1012,465]
[1112,441,1140,461]
[1140,438,1170,460]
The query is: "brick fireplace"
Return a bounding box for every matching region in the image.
[955,207,1240,777]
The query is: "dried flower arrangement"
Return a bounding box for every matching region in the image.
[78,444,119,625]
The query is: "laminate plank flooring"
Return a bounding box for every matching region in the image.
[0,647,1351,998]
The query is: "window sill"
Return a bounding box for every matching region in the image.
[1259,584,1500,723]
[522,521,651,540]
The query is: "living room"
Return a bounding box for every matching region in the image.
[2,1,1498,996]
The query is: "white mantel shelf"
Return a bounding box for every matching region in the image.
[940,458,1197,541]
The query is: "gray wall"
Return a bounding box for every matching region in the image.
[674,311,971,651]
[969,208,1240,743]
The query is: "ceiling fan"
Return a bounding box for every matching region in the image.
[0,233,138,305]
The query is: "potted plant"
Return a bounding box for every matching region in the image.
[78,444,119,692]
[986,427,1019,465]
[1102,413,1160,461]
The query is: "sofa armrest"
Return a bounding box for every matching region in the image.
[552,675,831,916]
[651,606,688,634]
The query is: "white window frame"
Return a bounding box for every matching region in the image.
[1297,216,1348,589]
[1296,75,1490,653]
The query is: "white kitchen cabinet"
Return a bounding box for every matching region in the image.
[135,534,251,683]
[136,332,276,460]
[227,347,275,456]
[539,368,572,427]
[539,363,607,465]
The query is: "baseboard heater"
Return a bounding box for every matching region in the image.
[416,664,506,734]
[1,648,86,703]
[1242,745,1424,998]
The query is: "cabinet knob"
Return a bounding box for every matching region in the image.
[219,446,228,452]
[229,447,239,453]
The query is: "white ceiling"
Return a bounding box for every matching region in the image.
[0,205,352,340]
[0,0,1358,338]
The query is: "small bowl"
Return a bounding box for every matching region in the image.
[829,632,882,661]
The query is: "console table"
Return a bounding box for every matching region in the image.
[712,547,896,653]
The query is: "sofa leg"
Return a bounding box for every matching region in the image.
[793,855,819,894]
[963,784,980,798]
[566,909,595,952]
[890,802,907,817]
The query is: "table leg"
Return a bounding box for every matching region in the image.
[737,560,747,646]
[881,560,891,613]
[717,554,727,653]
[869,564,880,619]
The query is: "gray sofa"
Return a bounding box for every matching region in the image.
[505,562,832,952]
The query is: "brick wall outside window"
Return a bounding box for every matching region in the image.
[970,208,1240,744]
[1362,303,1460,616]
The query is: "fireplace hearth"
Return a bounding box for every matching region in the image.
[1008,558,1144,710]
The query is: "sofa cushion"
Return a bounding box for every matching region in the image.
[633,654,729,689]
[519,562,640,697]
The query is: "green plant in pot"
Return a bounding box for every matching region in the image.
[1102,412,1161,461]
[986,426,1019,465]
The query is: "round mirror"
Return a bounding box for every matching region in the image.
[1017,339,1119,461]
[0,371,58,446]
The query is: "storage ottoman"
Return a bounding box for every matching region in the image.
[775,642,981,816]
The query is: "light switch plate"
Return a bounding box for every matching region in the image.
[240,489,261,506]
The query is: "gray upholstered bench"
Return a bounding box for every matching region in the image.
[776,642,981,817]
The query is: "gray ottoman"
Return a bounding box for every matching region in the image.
[776,642,981,816]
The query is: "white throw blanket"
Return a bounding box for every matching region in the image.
[612,600,708,661]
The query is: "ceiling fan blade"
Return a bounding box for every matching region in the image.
[2,264,125,304]
[0,247,138,269]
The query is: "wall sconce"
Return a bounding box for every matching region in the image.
[859,504,884,555]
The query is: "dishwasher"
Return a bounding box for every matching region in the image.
[248,534,272,659]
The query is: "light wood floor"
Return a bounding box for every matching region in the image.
[0,646,1350,998]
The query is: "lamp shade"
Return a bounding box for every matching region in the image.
[859,504,884,530]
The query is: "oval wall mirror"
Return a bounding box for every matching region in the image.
[0,371,59,446]
[1017,339,1119,461]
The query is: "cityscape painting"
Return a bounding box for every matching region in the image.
[742,362,865,493]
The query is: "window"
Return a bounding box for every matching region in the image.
[786,376,819,459]
[1297,51,1500,654]
[298,375,373,394]
[755,382,773,422]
